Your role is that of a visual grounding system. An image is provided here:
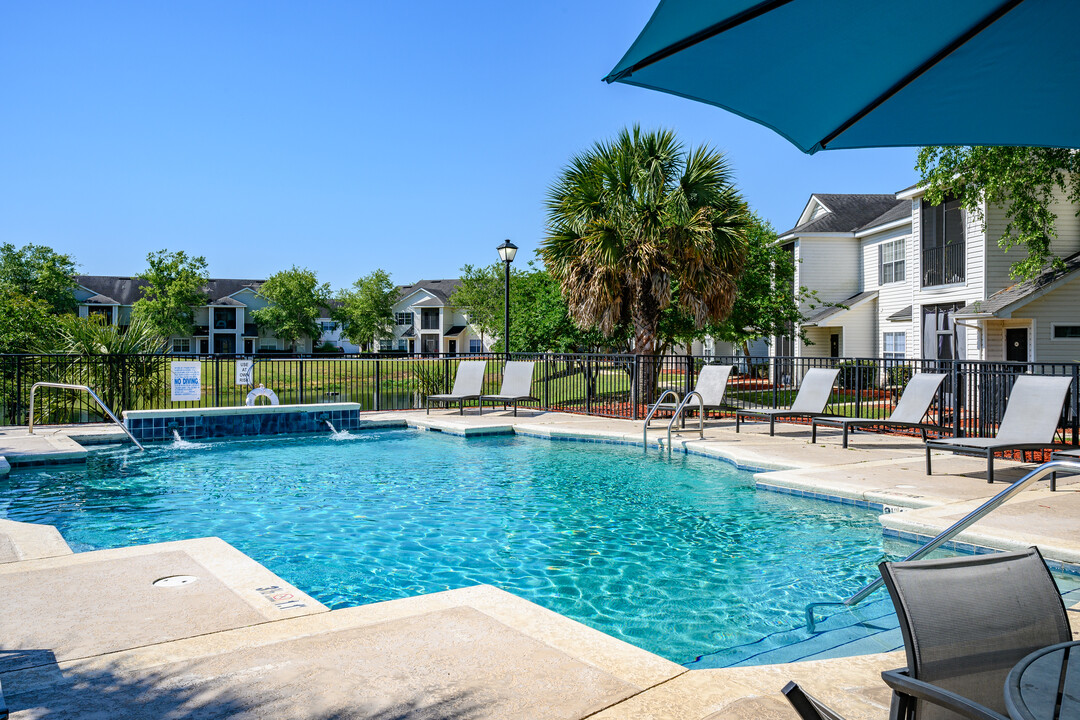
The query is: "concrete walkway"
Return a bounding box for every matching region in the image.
[2,410,1079,718]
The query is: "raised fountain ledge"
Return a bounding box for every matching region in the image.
[123,403,370,442]
[123,403,362,420]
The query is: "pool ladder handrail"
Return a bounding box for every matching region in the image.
[28,382,145,451]
[804,459,1080,632]
[663,391,707,453]
[643,390,680,451]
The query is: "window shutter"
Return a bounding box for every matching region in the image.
[878,245,884,285]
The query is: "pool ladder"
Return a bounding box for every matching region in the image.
[27,382,145,451]
[804,459,1080,632]
[642,391,708,453]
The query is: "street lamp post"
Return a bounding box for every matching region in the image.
[496,239,517,358]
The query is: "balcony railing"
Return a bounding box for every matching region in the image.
[922,242,965,287]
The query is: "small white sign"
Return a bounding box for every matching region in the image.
[171,361,202,402]
[236,359,254,386]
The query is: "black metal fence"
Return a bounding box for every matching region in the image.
[2,352,1077,444]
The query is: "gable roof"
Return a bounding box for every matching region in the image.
[802,290,877,327]
[782,194,908,237]
[397,278,461,304]
[76,276,265,307]
[956,252,1080,318]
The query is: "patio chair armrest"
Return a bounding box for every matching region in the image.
[881,669,1009,720]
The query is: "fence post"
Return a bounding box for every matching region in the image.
[214,355,221,407]
[1073,365,1079,446]
[854,361,862,418]
[374,359,381,411]
[631,355,640,420]
[952,361,963,438]
[298,358,305,405]
[771,363,779,409]
[585,357,592,415]
[543,356,550,410]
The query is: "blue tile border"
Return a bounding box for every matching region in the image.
[127,408,364,442]
[755,482,887,512]
[881,527,1080,576]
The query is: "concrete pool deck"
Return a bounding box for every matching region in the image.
[2,409,1080,718]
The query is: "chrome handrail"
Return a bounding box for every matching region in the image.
[666,391,705,453]
[28,382,145,451]
[643,389,680,451]
[805,459,1080,632]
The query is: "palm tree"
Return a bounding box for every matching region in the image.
[541,126,748,367]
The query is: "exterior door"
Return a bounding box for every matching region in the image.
[421,334,439,354]
[829,333,840,358]
[214,334,236,354]
[448,340,456,355]
[1006,327,1029,363]
[244,338,254,354]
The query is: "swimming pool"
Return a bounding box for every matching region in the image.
[0,429,949,663]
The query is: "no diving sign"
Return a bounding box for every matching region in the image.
[171,361,202,402]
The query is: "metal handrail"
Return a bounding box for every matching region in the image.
[28,382,145,451]
[665,391,705,452]
[643,390,680,450]
[805,459,1080,632]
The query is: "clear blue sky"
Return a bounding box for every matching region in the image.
[1,1,918,289]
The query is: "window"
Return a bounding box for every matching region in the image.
[378,339,393,351]
[172,338,191,353]
[1052,325,1080,339]
[878,239,905,284]
[213,308,236,330]
[883,332,905,359]
[420,308,439,330]
[88,306,113,324]
[469,339,483,353]
[395,312,411,326]
[921,196,965,287]
[320,321,337,333]
[260,339,278,350]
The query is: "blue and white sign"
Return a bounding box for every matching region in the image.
[171,361,202,402]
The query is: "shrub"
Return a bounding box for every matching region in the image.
[886,364,914,387]
[835,360,878,390]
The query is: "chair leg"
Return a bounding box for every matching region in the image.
[811,423,818,444]
[920,428,927,443]
[770,417,776,436]
[987,453,994,484]
[842,425,849,449]
[736,413,741,433]
[926,446,932,476]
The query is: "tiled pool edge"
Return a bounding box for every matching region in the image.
[124,403,367,442]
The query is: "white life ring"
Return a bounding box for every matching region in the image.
[246,385,279,406]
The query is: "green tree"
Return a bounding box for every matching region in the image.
[0,243,78,315]
[451,260,616,352]
[916,146,1080,280]
[707,213,817,355]
[252,266,332,351]
[132,250,210,338]
[541,126,748,361]
[0,243,77,353]
[335,269,397,351]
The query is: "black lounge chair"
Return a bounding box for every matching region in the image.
[811,372,946,448]
[425,360,486,415]
[783,548,1071,720]
[735,367,839,435]
[479,361,539,416]
[925,374,1074,483]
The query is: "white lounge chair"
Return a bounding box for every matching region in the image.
[735,367,840,436]
[480,361,539,416]
[811,372,946,448]
[425,360,487,415]
[926,374,1073,483]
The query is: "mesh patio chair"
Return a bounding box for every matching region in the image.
[735,367,840,436]
[880,547,1071,720]
[925,375,1074,483]
[425,360,487,415]
[644,363,734,429]
[812,372,946,448]
[479,361,539,416]
[783,548,1070,720]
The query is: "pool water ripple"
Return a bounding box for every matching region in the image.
[0,428,906,663]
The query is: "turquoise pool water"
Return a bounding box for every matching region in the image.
[0,429,973,663]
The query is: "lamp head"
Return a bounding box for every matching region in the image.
[496,239,518,263]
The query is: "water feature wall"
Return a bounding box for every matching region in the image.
[124,403,364,442]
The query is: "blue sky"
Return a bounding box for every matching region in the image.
[1,1,919,289]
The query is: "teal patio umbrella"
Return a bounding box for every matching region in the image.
[605,0,1080,153]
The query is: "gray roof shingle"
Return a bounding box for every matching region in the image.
[957,252,1080,316]
[782,194,908,236]
[397,278,461,304]
[76,276,265,306]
